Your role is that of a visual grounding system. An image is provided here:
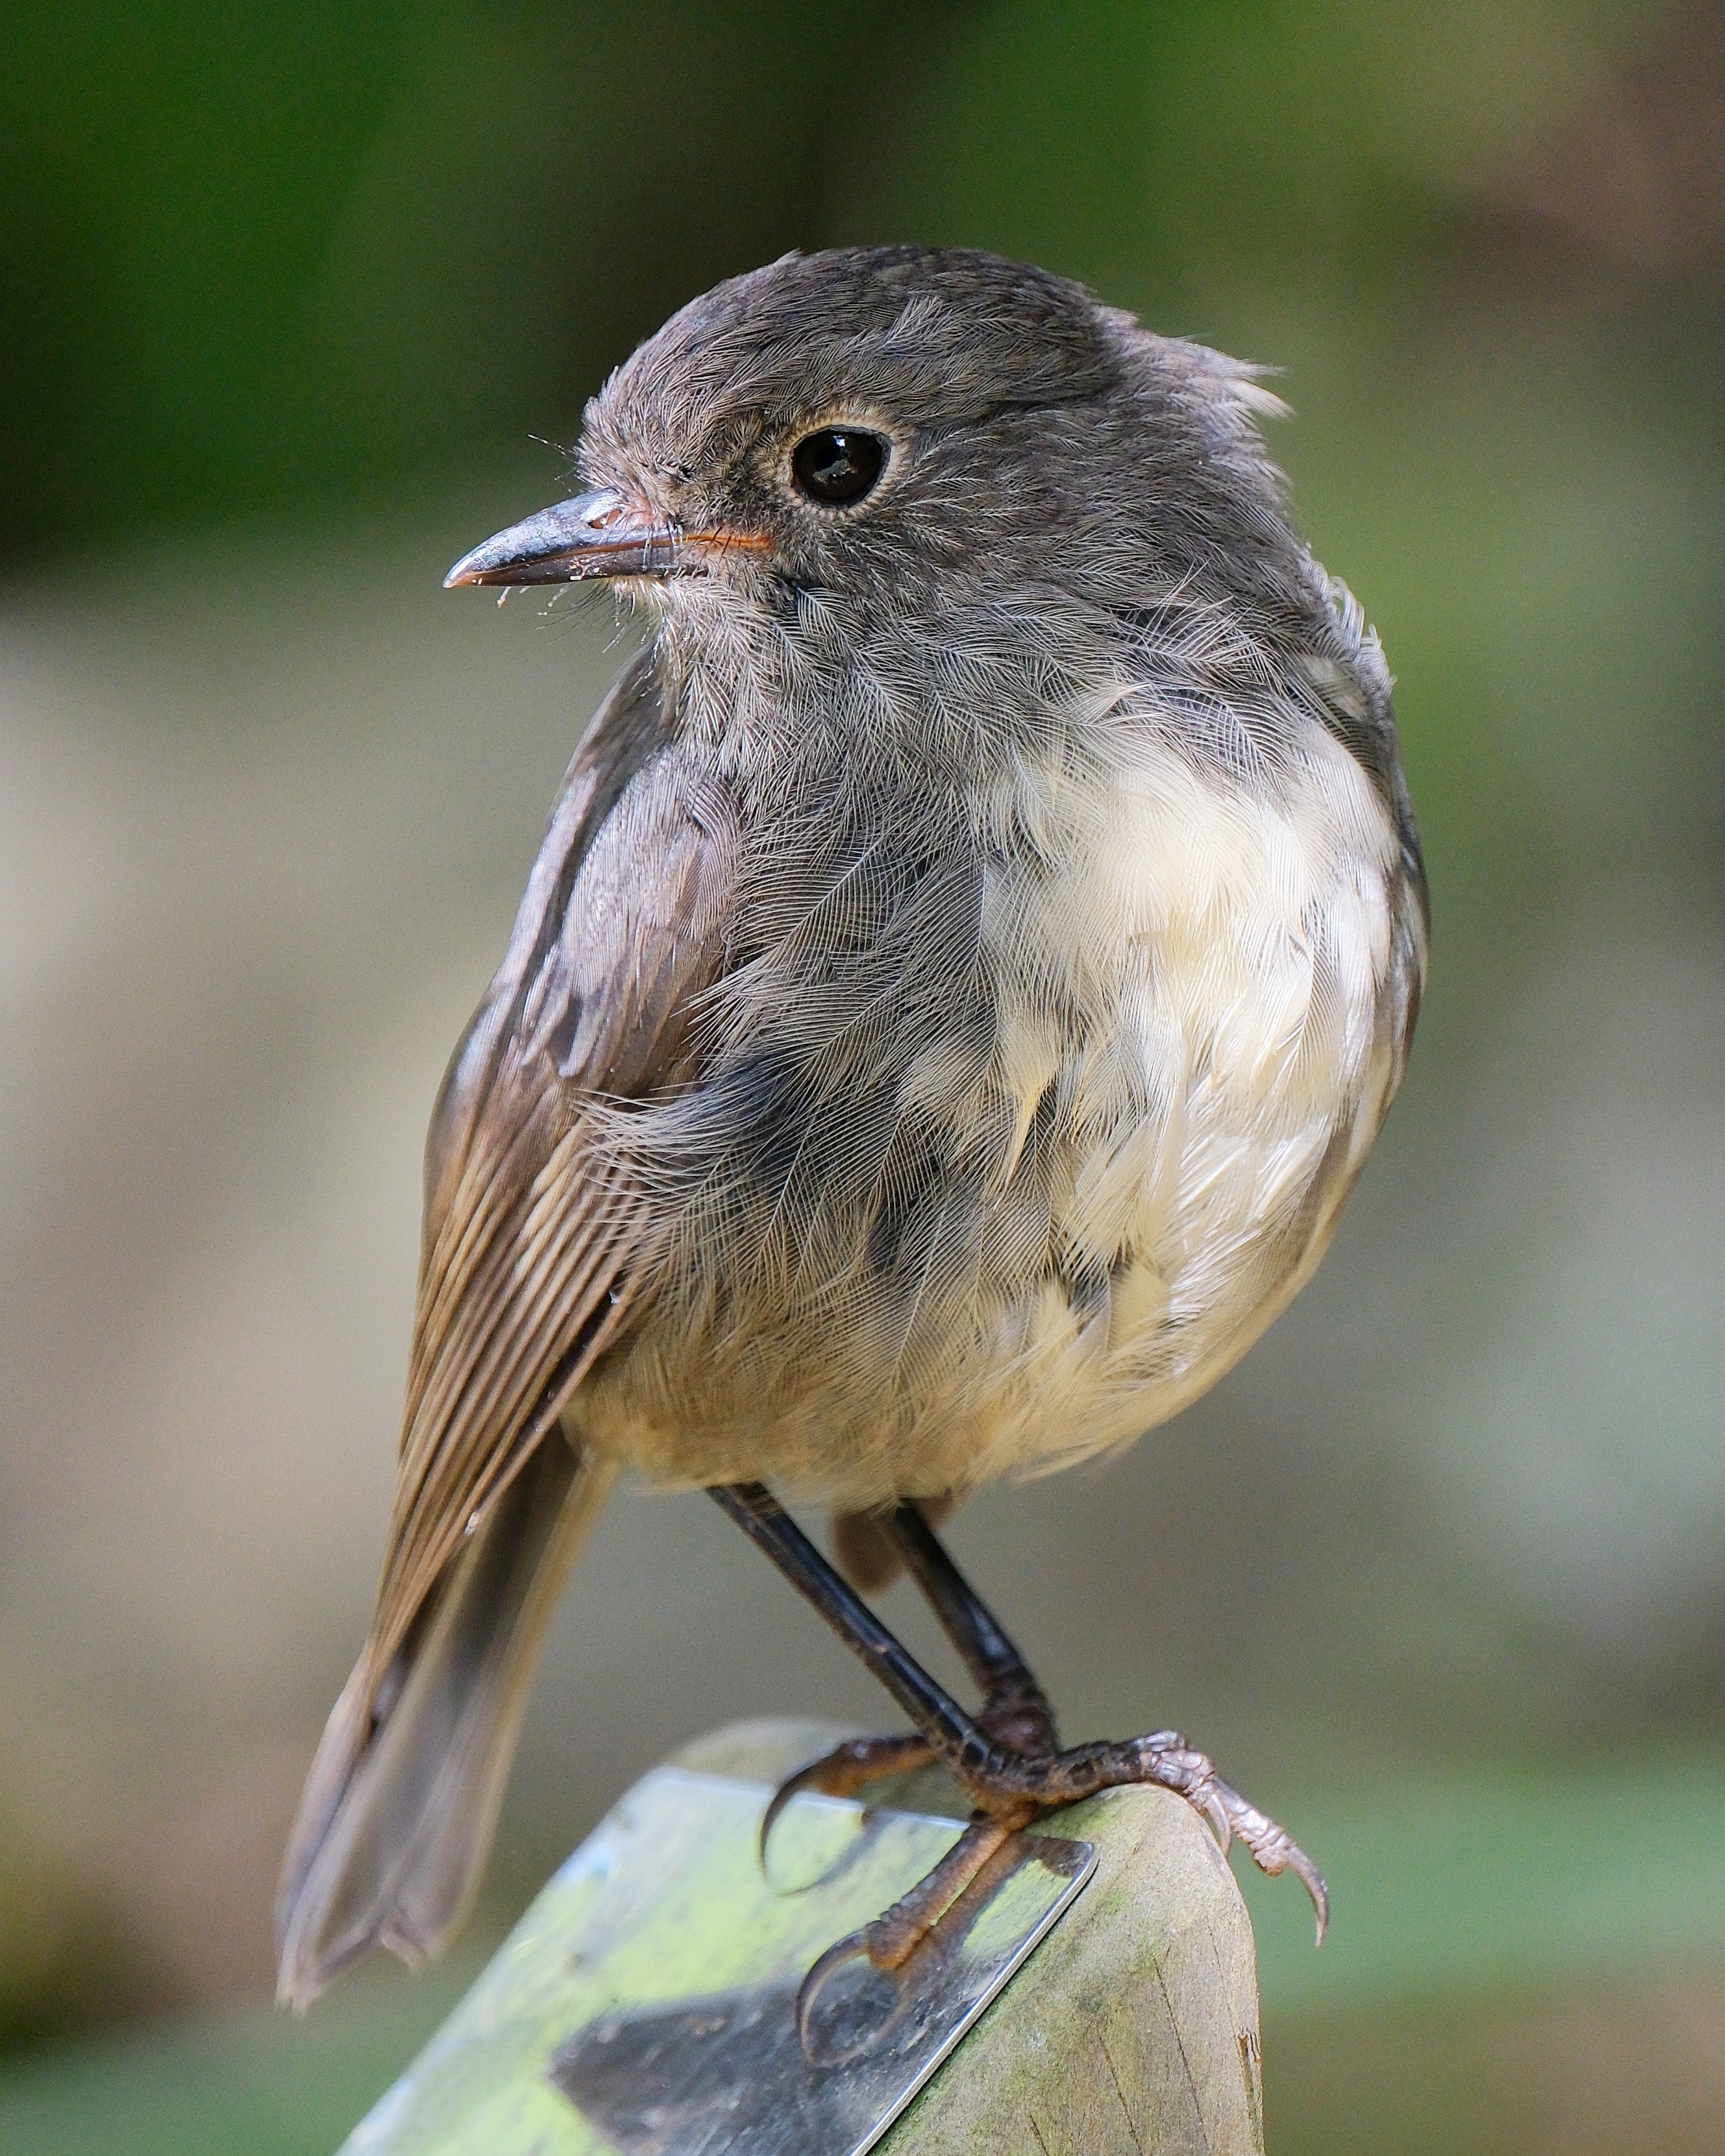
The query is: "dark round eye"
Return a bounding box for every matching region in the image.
[790,428,888,507]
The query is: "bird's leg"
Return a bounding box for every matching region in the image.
[883,1500,1059,1757]
[754,1496,1058,1857]
[758,1500,1058,1855]
[710,1482,1327,1997]
[702,1478,1065,1801]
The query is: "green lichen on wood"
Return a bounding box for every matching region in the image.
[340,1719,1263,2156]
[691,1721,1266,2155]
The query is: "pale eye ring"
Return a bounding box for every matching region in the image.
[790,428,888,507]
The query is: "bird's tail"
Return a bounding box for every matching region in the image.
[275,1430,617,2010]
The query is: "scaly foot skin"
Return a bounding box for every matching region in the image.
[794,1809,1035,2056]
[948,1724,1330,1942]
[1116,1732,1331,1936]
[758,1733,938,1869]
[773,1722,1328,2049]
[768,1722,1325,1934]
[760,1670,1058,1869]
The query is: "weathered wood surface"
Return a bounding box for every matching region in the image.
[340,1718,1264,2155]
[680,1720,1266,2156]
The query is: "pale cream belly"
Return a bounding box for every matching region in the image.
[574,716,1411,1507]
[573,1062,1390,1507]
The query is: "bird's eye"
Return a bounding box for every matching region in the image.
[790,428,888,507]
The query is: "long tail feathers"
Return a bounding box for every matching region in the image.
[275,1431,618,2009]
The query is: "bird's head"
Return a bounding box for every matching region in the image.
[444,247,1293,637]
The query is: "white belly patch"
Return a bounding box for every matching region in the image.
[955,708,1405,1484]
[582,707,1411,1506]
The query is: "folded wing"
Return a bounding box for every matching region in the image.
[277,652,736,2004]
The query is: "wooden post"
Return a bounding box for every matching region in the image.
[873,1778,1264,2154]
[682,1719,1266,2156]
[338,1718,1264,2156]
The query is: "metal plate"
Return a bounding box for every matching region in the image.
[341,1764,1095,2156]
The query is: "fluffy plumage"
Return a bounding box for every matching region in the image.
[277,246,1426,2007]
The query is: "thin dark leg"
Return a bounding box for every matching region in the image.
[710,1479,1326,1948]
[756,1500,1054,1845]
[708,1483,998,1785]
[880,1503,1057,1756]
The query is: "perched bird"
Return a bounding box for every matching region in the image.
[277,247,1426,2015]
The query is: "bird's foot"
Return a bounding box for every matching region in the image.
[761,1676,1055,1872]
[950,1725,1328,1940]
[774,1719,1325,2013]
[794,1806,1037,2056]
[1117,1733,1329,1936]
[758,1733,937,1870]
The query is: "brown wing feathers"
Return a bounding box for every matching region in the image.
[368,1070,631,1697]
[277,653,736,1998]
[360,652,683,1701]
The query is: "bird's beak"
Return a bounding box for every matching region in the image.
[444,487,687,588]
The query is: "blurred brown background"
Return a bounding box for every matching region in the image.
[2,2,1724,2149]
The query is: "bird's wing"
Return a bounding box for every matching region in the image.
[369,645,736,1694]
[278,648,742,1997]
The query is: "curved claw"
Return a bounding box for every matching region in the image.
[1210,1779,1329,1945]
[795,1930,868,2057]
[1287,1841,1330,1945]
[793,1928,918,2065]
[758,1761,830,1879]
[1205,1791,1233,1854]
[759,1734,936,1886]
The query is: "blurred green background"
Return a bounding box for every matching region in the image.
[2,1,1723,2148]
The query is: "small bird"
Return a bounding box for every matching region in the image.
[277,247,1426,2015]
